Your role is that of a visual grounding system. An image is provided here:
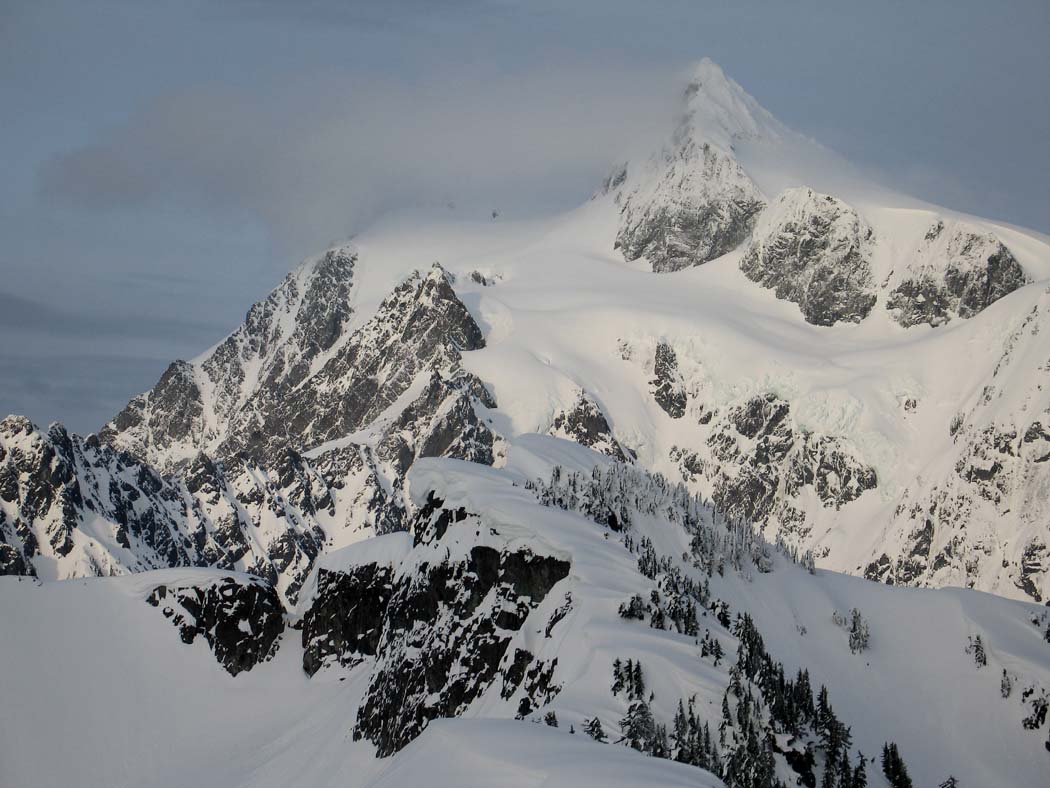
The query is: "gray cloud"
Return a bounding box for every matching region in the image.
[2,0,1048,434]
[37,64,678,255]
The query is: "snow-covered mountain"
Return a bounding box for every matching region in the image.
[3,449,1049,788]
[2,58,1050,788]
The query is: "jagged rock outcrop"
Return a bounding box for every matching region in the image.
[351,492,570,756]
[886,220,1029,327]
[650,342,687,419]
[298,536,411,676]
[101,247,358,474]
[610,61,767,272]
[146,574,284,676]
[4,257,493,600]
[549,391,629,461]
[375,370,499,476]
[740,188,877,326]
[221,264,487,464]
[0,416,401,603]
[868,290,1050,601]
[102,251,490,475]
[673,393,877,537]
[0,415,191,579]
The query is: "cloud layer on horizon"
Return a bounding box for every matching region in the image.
[2,0,1047,432]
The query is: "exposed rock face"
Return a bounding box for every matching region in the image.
[300,561,397,676]
[549,392,629,461]
[102,247,358,474]
[887,220,1030,327]
[221,264,487,464]
[351,493,570,756]
[614,143,765,273]
[0,415,190,579]
[146,575,284,676]
[9,257,494,601]
[673,393,877,537]
[740,188,877,326]
[375,370,499,477]
[0,416,402,604]
[650,342,687,419]
[102,250,489,475]
[868,291,1050,601]
[609,60,768,273]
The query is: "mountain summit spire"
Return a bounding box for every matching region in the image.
[678,58,785,149]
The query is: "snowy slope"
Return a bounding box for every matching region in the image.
[2,438,1049,788]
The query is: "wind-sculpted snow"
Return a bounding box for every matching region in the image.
[740,188,877,326]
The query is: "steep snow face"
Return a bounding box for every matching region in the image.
[611,61,767,272]
[870,286,1050,600]
[740,187,877,326]
[886,219,1030,327]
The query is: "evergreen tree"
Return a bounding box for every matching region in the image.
[652,722,671,759]
[583,716,606,742]
[1001,669,1012,698]
[712,638,725,666]
[544,710,558,727]
[619,701,656,752]
[684,603,699,637]
[852,753,867,788]
[611,659,624,695]
[848,609,870,654]
[632,660,645,700]
[972,635,987,668]
[672,700,689,761]
[881,742,913,788]
[835,747,853,788]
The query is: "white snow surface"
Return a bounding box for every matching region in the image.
[3,445,1049,788]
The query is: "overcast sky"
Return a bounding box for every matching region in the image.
[2,0,1048,434]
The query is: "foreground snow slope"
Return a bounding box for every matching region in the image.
[2,439,1048,788]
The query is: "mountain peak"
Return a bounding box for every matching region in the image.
[678,58,785,148]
